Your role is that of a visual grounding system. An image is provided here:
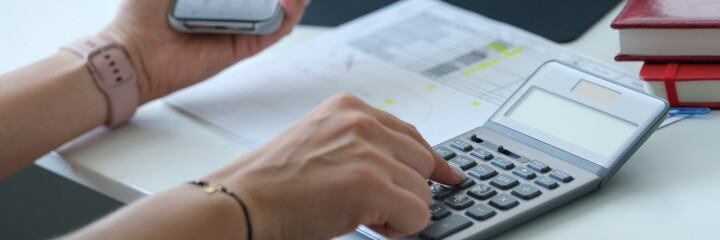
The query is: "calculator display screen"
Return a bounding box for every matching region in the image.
[505,87,638,159]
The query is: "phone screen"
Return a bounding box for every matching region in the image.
[173,0,281,21]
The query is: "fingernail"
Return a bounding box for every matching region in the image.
[449,164,466,181]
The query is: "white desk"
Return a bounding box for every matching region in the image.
[3,1,719,239]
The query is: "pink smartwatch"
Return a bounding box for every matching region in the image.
[62,36,139,127]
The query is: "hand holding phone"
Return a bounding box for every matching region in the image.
[168,0,284,34]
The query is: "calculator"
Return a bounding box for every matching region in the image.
[358,61,669,240]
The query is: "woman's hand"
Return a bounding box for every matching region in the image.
[99,0,308,104]
[206,93,466,239]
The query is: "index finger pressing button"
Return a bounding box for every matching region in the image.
[430,184,454,200]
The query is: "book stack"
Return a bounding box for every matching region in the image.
[611,0,720,108]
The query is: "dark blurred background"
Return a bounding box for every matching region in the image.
[301,0,622,43]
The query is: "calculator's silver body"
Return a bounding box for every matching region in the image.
[359,61,669,240]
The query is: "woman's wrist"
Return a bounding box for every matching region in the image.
[175,184,251,240]
[62,184,250,240]
[202,153,286,240]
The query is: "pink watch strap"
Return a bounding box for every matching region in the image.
[62,36,139,127]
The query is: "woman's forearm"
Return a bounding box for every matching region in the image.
[0,51,108,180]
[61,184,248,240]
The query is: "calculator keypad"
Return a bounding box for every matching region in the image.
[422,134,582,240]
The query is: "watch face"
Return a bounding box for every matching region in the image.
[89,46,135,89]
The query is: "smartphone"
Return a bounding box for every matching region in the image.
[168,0,284,34]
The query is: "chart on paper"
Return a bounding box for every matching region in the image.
[166,0,676,147]
[349,12,641,106]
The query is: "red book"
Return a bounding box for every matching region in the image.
[639,62,720,108]
[611,0,720,62]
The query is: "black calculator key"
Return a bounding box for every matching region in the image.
[429,203,451,220]
[453,177,476,189]
[511,183,542,200]
[528,159,551,173]
[449,156,477,170]
[491,158,515,170]
[468,164,498,180]
[550,169,574,182]
[513,166,537,179]
[419,215,473,240]
[450,139,473,152]
[470,148,494,160]
[535,176,559,189]
[465,204,496,221]
[444,194,474,210]
[434,147,457,160]
[489,193,519,210]
[470,134,483,143]
[431,184,454,199]
[467,184,496,200]
[490,174,519,190]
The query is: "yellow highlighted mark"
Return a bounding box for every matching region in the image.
[372,105,385,110]
[384,99,396,104]
[503,47,524,57]
[426,83,437,89]
[486,42,509,53]
[471,101,481,107]
[464,58,499,74]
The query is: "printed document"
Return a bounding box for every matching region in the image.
[166,0,677,147]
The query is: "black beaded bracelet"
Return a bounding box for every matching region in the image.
[189,180,252,240]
